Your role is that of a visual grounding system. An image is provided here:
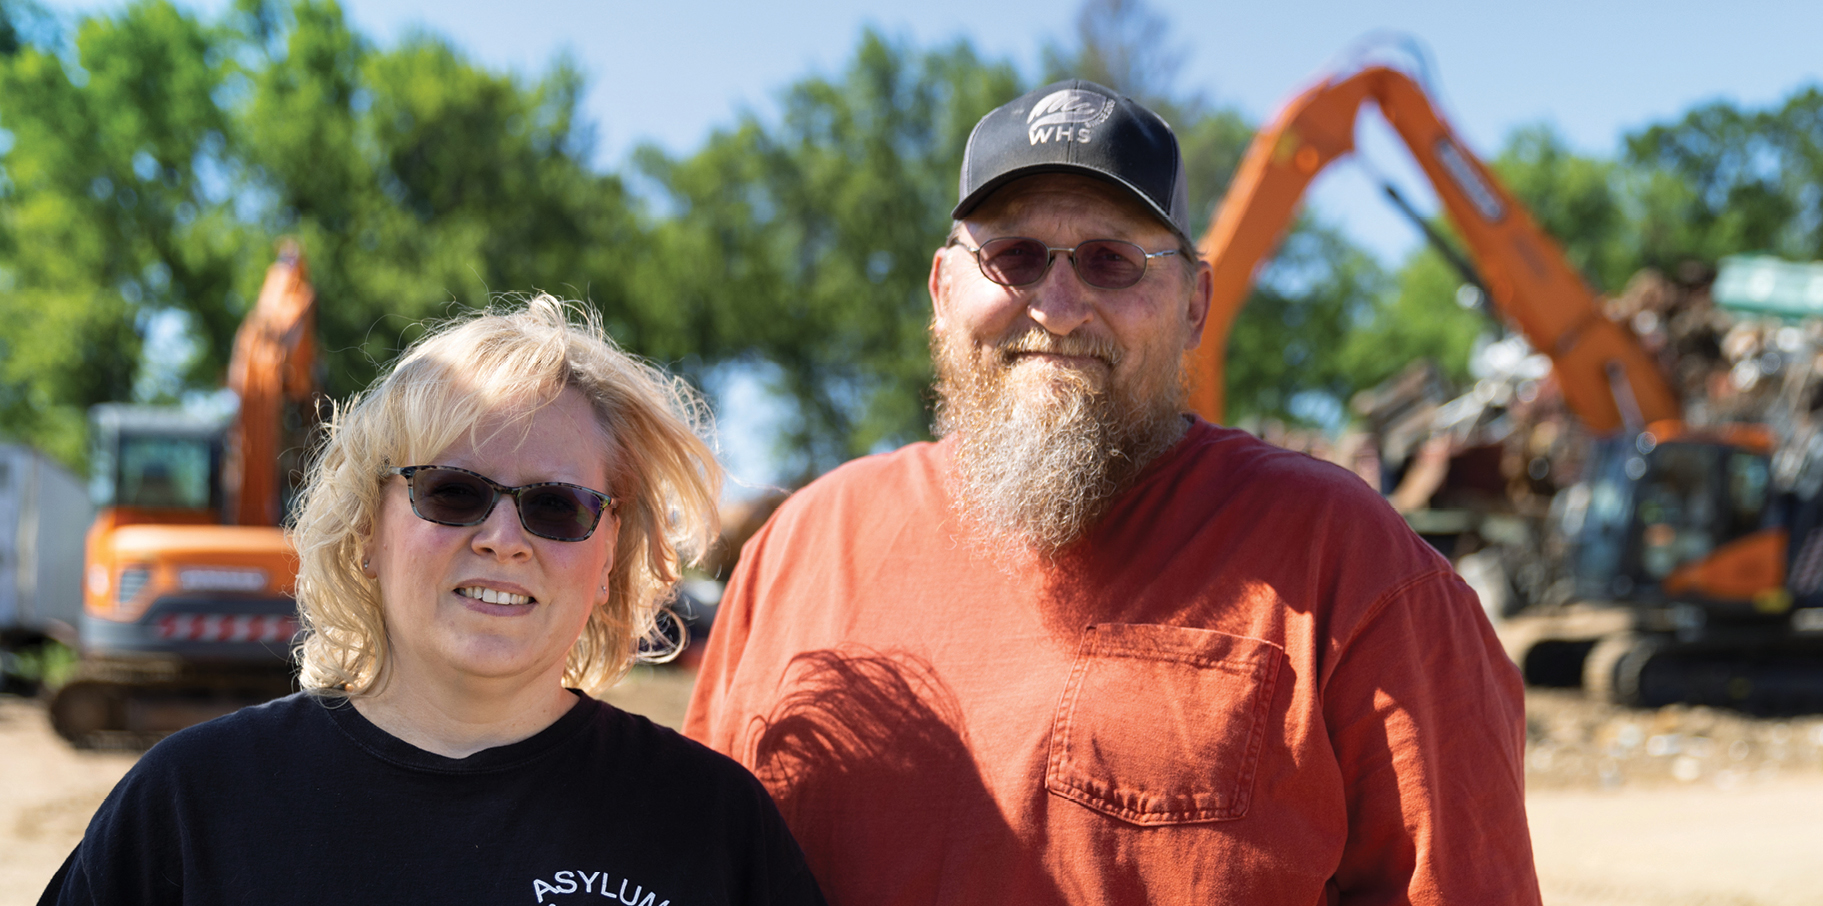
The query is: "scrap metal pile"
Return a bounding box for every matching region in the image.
[1344,263,1823,524]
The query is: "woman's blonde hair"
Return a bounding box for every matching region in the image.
[289,295,720,697]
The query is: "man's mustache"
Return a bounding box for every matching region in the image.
[996,328,1122,366]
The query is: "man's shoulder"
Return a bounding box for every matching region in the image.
[803,439,944,489]
[1170,420,1388,509]
[1148,420,1442,573]
[772,440,947,522]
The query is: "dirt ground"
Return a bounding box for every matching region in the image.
[5,677,1822,905]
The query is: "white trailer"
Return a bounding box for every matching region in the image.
[0,444,93,645]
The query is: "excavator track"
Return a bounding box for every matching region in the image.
[1582,632,1664,707]
[1631,649,1823,715]
[49,658,293,749]
[1576,631,1823,714]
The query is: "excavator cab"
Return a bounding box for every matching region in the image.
[1556,432,1813,709]
[1562,435,1777,608]
[54,404,299,746]
[90,406,224,517]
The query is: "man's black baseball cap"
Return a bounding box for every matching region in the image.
[953,79,1191,245]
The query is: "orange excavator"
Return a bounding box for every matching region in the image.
[50,244,321,745]
[1190,62,1823,709]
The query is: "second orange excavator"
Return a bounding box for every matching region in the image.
[1190,60,1823,709]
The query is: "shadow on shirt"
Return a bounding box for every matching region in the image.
[744,649,1064,904]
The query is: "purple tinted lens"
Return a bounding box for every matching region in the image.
[977,238,1052,286]
[976,238,1148,289]
[517,486,603,540]
[411,470,495,524]
[1073,240,1146,288]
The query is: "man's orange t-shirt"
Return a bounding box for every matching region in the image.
[686,420,1540,905]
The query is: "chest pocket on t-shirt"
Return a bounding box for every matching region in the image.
[1046,623,1283,825]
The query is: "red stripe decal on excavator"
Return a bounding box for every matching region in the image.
[153,613,300,643]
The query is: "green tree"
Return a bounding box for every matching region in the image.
[228,0,646,398]
[1342,243,1485,389]
[1626,96,1806,267]
[0,0,239,464]
[632,32,1019,478]
[1228,221,1389,420]
[0,0,650,466]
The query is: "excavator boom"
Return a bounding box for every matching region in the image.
[225,243,319,527]
[1190,65,1678,435]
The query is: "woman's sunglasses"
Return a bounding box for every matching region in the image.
[391,465,616,542]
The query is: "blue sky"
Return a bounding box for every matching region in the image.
[41,0,1823,265]
[36,0,1823,486]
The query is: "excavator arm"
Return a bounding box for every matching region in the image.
[224,242,320,527]
[1189,65,1677,435]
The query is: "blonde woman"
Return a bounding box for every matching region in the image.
[43,297,825,905]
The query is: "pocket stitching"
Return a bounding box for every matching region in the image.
[1046,624,1283,825]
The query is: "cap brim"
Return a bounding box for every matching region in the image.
[950,163,1193,248]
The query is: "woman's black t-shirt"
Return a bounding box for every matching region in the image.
[40,691,825,906]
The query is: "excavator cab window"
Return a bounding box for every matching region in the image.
[1563,439,1775,599]
[1635,445,1720,581]
[114,435,215,510]
[1630,442,1772,585]
[1563,437,1638,598]
[1726,450,1772,536]
[87,405,226,515]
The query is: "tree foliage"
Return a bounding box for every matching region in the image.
[4,0,1822,476]
[0,0,644,466]
[1626,89,1823,267]
[1229,221,1389,417]
[230,0,644,398]
[0,0,235,463]
[631,33,1019,478]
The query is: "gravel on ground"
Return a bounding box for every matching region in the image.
[6,677,1823,905]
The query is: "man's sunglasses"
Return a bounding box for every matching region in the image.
[390,465,616,542]
[952,237,1179,290]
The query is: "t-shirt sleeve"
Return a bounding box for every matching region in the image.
[38,756,187,906]
[1321,569,1542,906]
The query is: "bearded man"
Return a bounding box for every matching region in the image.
[685,81,1540,906]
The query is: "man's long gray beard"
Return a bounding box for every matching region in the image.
[933,326,1186,560]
